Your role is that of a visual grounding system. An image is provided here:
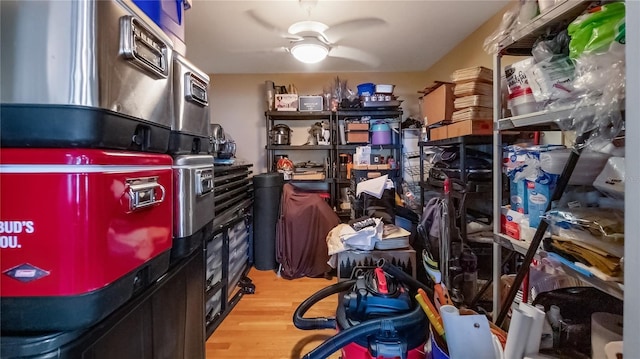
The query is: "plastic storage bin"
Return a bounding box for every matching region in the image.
[132,0,186,53]
[508,89,541,116]
[540,149,611,186]
[370,121,392,145]
[357,83,375,96]
[375,84,395,94]
[206,233,223,289]
[593,157,625,199]
[205,287,223,327]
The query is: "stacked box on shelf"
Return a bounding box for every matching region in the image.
[449,66,494,138]
[419,81,454,140]
[346,120,370,144]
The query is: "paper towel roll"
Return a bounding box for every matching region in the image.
[592,312,623,359]
[519,303,546,355]
[505,308,533,359]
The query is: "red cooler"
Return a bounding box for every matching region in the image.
[0,149,173,332]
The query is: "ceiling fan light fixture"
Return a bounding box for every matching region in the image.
[290,39,329,64]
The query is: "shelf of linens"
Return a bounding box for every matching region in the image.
[493,232,624,300]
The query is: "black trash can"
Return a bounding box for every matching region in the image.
[252,172,284,270]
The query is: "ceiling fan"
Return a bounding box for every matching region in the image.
[245,8,386,66]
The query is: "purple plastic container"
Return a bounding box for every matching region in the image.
[370,122,391,145]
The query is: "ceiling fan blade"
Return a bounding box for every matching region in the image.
[228,46,289,54]
[323,18,386,43]
[328,46,380,68]
[245,9,303,41]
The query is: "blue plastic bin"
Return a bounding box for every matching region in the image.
[357,83,375,96]
[132,0,185,49]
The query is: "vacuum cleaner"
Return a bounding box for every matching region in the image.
[293,265,428,359]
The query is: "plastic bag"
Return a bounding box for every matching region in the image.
[531,29,571,63]
[525,55,575,102]
[483,2,521,54]
[545,44,625,151]
[567,2,626,59]
[543,208,624,241]
[541,3,625,151]
[484,0,541,54]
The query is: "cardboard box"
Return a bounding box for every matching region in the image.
[501,206,525,240]
[429,126,448,141]
[336,248,416,281]
[528,173,558,228]
[421,82,455,125]
[299,96,323,112]
[346,122,369,131]
[275,94,298,111]
[446,119,492,138]
[347,131,369,144]
[510,178,529,214]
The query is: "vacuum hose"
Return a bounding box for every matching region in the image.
[382,261,434,299]
[294,264,430,359]
[293,280,356,330]
[302,306,425,359]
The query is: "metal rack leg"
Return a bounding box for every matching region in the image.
[492,53,502,320]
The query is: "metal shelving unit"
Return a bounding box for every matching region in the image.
[497,0,591,55]
[491,0,625,324]
[265,109,403,221]
[335,109,403,221]
[625,3,639,355]
[493,233,534,256]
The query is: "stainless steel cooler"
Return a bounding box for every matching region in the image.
[170,54,211,155]
[171,154,215,261]
[0,0,174,152]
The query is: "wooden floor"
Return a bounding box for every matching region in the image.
[206,268,341,359]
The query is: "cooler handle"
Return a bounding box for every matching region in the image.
[196,169,214,196]
[127,178,166,211]
[120,16,169,79]
[185,72,209,107]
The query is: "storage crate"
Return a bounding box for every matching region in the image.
[454,95,493,110]
[454,82,493,97]
[205,287,223,327]
[336,248,416,281]
[346,131,369,143]
[205,233,223,290]
[346,122,369,131]
[452,107,493,122]
[451,66,493,84]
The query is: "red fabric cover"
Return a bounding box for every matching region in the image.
[276,184,340,279]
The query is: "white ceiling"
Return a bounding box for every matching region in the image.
[185,0,508,74]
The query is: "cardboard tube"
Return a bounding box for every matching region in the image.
[519,302,546,355]
[504,308,533,359]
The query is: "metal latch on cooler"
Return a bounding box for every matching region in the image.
[185,72,209,106]
[126,176,166,210]
[196,169,214,196]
